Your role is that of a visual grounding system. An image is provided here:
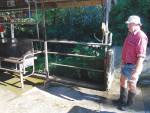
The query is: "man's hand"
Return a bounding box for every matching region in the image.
[131,72,139,80]
[119,61,123,68]
[131,56,144,80]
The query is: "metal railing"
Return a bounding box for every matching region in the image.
[40,0,113,90]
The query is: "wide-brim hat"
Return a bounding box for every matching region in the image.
[125,15,142,26]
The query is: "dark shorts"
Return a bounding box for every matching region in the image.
[120,63,141,82]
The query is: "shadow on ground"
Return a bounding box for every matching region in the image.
[68,106,116,113]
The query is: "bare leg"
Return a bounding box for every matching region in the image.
[129,81,137,93]
[120,74,128,88]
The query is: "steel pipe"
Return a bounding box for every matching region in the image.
[0,22,39,24]
[46,39,112,46]
[0,8,29,12]
[48,52,106,60]
[49,63,105,72]
[41,0,49,80]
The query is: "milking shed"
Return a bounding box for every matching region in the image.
[0,0,117,91]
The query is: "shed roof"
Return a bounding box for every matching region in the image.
[0,0,117,11]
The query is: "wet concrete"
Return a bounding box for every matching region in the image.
[0,76,149,113]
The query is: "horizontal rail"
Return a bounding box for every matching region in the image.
[49,63,104,72]
[0,8,29,12]
[47,39,111,46]
[48,52,106,60]
[0,67,20,73]
[0,22,39,25]
[0,57,22,64]
[33,39,111,46]
[32,39,44,42]
[0,50,42,64]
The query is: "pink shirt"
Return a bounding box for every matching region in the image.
[121,30,148,64]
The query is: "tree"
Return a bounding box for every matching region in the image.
[109,0,150,46]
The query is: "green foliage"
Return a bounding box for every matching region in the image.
[48,45,104,83]
[44,6,103,41]
[27,44,105,83]
[109,0,150,46]
[7,0,150,83]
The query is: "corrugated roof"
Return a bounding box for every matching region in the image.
[0,0,117,10]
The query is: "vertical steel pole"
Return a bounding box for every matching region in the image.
[11,19,15,44]
[104,0,111,90]
[28,0,31,22]
[101,0,105,22]
[41,1,49,80]
[105,0,111,44]
[101,0,106,90]
[35,1,39,40]
[11,19,14,39]
[101,0,105,43]
[19,64,24,89]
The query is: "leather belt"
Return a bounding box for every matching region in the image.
[124,62,132,65]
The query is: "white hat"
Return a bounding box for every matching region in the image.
[125,15,142,26]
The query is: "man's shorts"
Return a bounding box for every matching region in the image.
[120,63,141,82]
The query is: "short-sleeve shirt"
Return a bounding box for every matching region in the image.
[121,30,148,64]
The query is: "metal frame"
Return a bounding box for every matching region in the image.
[0,22,39,24]
[0,0,114,90]
[0,50,38,89]
[43,0,113,90]
[0,0,40,39]
[0,0,40,89]
[46,38,112,46]
[41,0,49,81]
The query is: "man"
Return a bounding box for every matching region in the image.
[113,15,148,111]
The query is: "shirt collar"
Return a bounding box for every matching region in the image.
[129,28,140,35]
[133,29,140,35]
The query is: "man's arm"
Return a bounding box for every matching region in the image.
[131,56,144,80]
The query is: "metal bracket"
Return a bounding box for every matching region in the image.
[93,22,107,44]
[94,33,103,43]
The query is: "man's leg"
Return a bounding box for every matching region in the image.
[121,81,137,111]
[120,74,128,88]
[113,74,128,105]
[128,81,137,93]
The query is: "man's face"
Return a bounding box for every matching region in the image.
[127,23,139,34]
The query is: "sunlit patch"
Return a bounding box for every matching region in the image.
[0,71,45,94]
[5,78,20,84]
[3,71,11,74]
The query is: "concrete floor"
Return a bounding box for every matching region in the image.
[0,71,150,113]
